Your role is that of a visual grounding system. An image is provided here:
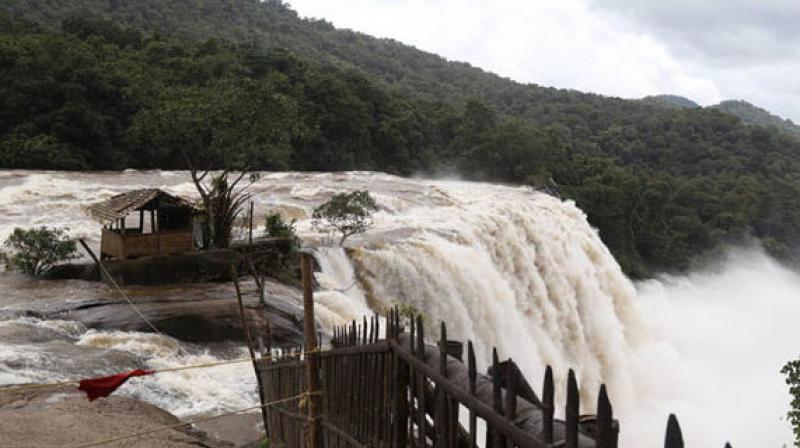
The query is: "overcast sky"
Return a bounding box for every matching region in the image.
[289,0,800,122]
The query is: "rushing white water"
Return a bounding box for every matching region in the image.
[1,170,797,446]
[0,316,257,417]
[627,249,798,447]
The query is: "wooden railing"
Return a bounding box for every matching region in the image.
[250,253,732,448]
[256,307,729,448]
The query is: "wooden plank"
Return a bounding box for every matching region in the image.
[231,268,270,442]
[506,358,518,448]
[468,341,477,448]
[416,316,428,448]
[565,370,579,448]
[595,385,613,448]
[542,366,554,444]
[664,414,683,448]
[301,253,321,448]
[390,339,555,448]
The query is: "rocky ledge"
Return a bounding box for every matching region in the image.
[42,279,307,345]
[0,386,239,448]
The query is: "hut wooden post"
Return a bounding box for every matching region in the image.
[301,253,321,448]
[78,239,107,284]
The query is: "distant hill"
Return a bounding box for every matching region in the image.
[711,100,800,139]
[641,95,700,109]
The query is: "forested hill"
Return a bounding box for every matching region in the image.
[3,1,800,279]
[1,0,678,135]
[712,100,800,140]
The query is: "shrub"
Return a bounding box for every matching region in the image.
[2,226,78,276]
[264,212,297,239]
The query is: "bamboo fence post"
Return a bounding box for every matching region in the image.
[249,200,254,245]
[301,252,321,448]
[435,322,450,448]
[231,265,270,442]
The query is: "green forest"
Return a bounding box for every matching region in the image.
[2,1,800,278]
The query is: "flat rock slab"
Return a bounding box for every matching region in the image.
[52,295,305,346]
[0,387,232,448]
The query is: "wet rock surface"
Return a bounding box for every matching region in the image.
[0,387,235,448]
[46,279,306,345]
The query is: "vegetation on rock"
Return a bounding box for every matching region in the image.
[312,191,378,245]
[264,212,297,240]
[2,226,78,276]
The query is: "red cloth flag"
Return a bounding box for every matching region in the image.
[78,369,155,401]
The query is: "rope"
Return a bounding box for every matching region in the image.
[64,393,307,448]
[95,258,162,335]
[0,347,330,394]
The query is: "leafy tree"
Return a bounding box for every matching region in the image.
[2,226,78,276]
[312,191,378,245]
[782,357,800,446]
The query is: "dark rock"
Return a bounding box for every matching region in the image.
[49,284,305,346]
[45,239,298,287]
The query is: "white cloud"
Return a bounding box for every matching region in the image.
[288,0,799,122]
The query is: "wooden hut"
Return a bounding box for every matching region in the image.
[88,189,198,260]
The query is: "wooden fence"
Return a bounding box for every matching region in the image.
[256,309,733,448]
[248,254,732,448]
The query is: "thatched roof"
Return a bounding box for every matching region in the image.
[87,189,196,224]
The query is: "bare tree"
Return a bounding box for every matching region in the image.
[185,154,258,248]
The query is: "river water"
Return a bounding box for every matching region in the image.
[0,170,796,446]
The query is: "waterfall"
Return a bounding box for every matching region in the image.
[2,170,795,446]
[313,180,645,408]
